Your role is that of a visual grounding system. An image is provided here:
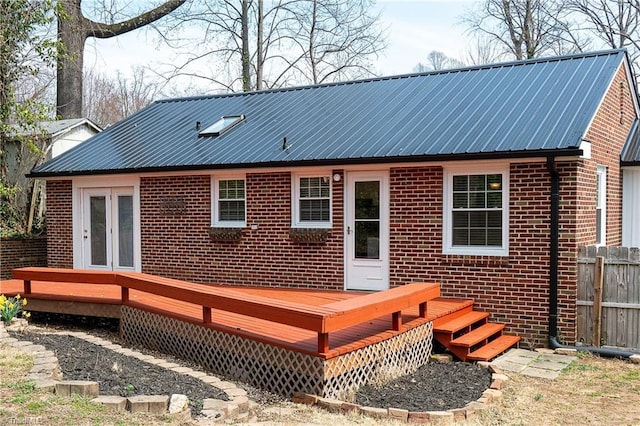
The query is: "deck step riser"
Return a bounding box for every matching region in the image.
[434,308,520,362]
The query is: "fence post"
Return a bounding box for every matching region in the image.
[593,256,604,347]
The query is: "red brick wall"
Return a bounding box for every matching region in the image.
[46,180,73,268]
[388,162,580,347]
[579,64,636,247]
[140,172,344,289]
[0,236,47,279]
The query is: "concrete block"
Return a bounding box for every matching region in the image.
[232,395,249,412]
[360,406,388,419]
[427,411,454,425]
[171,366,192,374]
[449,407,468,421]
[214,380,236,390]
[407,411,430,423]
[317,397,343,413]
[127,395,169,414]
[147,395,170,414]
[341,402,360,413]
[224,403,239,418]
[291,392,319,405]
[56,381,99,398]
[186,370,208,379]
[92,395,128,412]
[200,375,221,384]
[169,408,192,423]
[388,407,409,421]
[490,379,504,390]
[33,379,58,392]
[492,373,509,382]
[224,387,247,397]
[200,409,224,420]
[202,398,227,411]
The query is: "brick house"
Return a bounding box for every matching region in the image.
[30,50,639,347]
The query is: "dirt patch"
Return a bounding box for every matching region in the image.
[355,362,491,411]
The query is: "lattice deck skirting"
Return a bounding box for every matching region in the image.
[120,306,433,398]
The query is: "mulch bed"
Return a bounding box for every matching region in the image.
[11,313,493,415]
[355,362,492,411]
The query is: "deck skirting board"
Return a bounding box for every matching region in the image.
[120,306,433,398]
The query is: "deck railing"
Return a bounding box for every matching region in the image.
[12,267,440,354]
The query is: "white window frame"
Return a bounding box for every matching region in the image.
[211,175,246,228]
[596,165,607,246]
[291,172,333,228]
[442,165,510,256]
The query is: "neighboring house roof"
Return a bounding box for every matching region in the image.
[38,118,102,139]
[621,119,640,166]
[12,118,101,140]
[31,50,630,178]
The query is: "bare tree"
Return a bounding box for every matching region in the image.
[568,1,640,77]
[56,0,186,119]
[414,51,465,72]
[464,35,506,65]
[83,67,162,127]
[160,0,385,91]
[464,0,588,60]
[285,0,386,84]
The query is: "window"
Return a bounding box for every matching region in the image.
[199,115,245,137]
[596,165,606,246]
[292,174,332,228]
[212,177,246,227]
[443,167,509,256]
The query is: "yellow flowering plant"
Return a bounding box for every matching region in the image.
[0,294,30,324]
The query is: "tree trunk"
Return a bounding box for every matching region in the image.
[56,0,87,119]
[56,0,186,119]
[256,0,263,90]
[241,0,251,91]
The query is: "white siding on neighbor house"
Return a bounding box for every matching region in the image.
[51,126,97,158]
[622,168,640,247]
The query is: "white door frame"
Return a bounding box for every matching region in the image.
[72,176,141,272]
[344,170,390,291]
[81,188,112,270]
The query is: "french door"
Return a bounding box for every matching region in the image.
[81,188,134,271]
[345,171,389,291]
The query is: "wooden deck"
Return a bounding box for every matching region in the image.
[1,269,473,360]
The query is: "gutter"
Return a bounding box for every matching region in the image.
[546,156,636,358]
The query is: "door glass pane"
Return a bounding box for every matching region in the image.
[355,222,380,259]
[118,195,134,268]
[354,181,380,259]
[90,196,107,266]
[355,181,380,219]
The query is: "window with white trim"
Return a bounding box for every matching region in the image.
[596,165,606,246]
[443,167,509,256]
[292,174,332,228]
[212,176,246,227]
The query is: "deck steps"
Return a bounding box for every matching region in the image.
[434,303,519,362]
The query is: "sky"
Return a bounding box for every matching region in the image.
[83,0,476,92]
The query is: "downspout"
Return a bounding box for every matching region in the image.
[546,156,636,358]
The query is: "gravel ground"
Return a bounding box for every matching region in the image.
[15,312,492,416]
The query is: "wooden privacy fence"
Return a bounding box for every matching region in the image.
[577,246,640,349]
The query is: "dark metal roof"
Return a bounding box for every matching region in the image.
[31,50,629,177]
[622,119,640,165]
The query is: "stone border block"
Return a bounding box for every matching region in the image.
[92,395,128,412]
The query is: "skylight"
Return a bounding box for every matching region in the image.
[199,115,245,136]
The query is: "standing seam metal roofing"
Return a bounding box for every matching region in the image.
[31,49,629,177]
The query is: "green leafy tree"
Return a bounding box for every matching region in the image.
[0,0,59,236]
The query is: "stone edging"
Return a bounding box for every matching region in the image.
[292,361,508,424]
[0,322,251,423]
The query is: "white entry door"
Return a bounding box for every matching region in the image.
[82,188,135,271]
[345,171,389,291]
